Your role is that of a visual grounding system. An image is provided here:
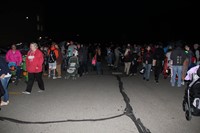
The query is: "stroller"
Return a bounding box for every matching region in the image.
[183,65,200,121]
[65,55,79,80]
[8,62,17,83]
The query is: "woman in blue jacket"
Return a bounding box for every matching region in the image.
[0,57,11,106]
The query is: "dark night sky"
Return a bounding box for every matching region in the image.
[1,1,200,45]
[44,1,200,43]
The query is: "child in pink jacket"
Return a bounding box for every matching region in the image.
[6,44,22,85]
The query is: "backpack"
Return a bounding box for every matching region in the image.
[48,50,56,63]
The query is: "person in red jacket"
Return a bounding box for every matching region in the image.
[22,43,45,94]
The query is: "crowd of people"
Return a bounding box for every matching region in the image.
[1,40,200,107]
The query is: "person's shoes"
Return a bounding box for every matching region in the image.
[129,73,133,77]
[22,91,31,95]
[53,77,57,79]
[57,76,62,79]
[181,81,185,85]
[143,77,146,80]
[156,80,159,84]
[43,73,48,76]
[177,85,181,88]
[146,79,149,81]
[48,75,51,78]
[0,101,9,106]
[38,90,44,93]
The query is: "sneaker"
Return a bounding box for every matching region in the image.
[177,85,181,88]
[48,75,51,78]
[53,77,57,79]
[57,76,62,79]
[129,73,133,77]
[156,80,159,84]
[0,101,9,106]
[181,81,185,85]
[43,73,48,76]
[38,90,44,93]
[22,91,31,95]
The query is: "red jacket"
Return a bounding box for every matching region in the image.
[26,49,44,73]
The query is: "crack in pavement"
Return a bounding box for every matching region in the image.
[0,113,125,125]
[116,75,151,133]
[1,74,151,133]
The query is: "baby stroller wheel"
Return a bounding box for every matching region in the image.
[182,100,187,112]
[185,109,192,121]
[65,76,70,80]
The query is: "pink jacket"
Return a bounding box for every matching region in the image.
[6,50,22,66]
[26,49,44,73]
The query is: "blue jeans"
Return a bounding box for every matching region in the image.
[1,77,11,102]
[96,62,103,75]
[143,64,152,80]
[172,65,182,87]
[107,55,113,64]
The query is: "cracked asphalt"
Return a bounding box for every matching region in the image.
[0,68,200,133]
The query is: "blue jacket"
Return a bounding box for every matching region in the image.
[0,57,10,76]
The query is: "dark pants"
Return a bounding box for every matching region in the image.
[82,61,88,73]
[96,62,103,75]
[79,61,88,76]
[26,72,45,93]
[78,62,84,77]
[154,66,162,81]
[16,66,21,81]
[131,61,138,74]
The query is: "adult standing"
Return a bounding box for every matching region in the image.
[48,43,59,79]
[143,45,153,81]
[123,45,132,76]
[96,47,103,75]
[22,43,45,94]
[55,44,63,78]
[182,45,193,85]
[153,45,165,83]
[0,57,11,106]
[170,41,186,87]
[193,43,199,65]
[114,46,122,68]
[6,44,22,85]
